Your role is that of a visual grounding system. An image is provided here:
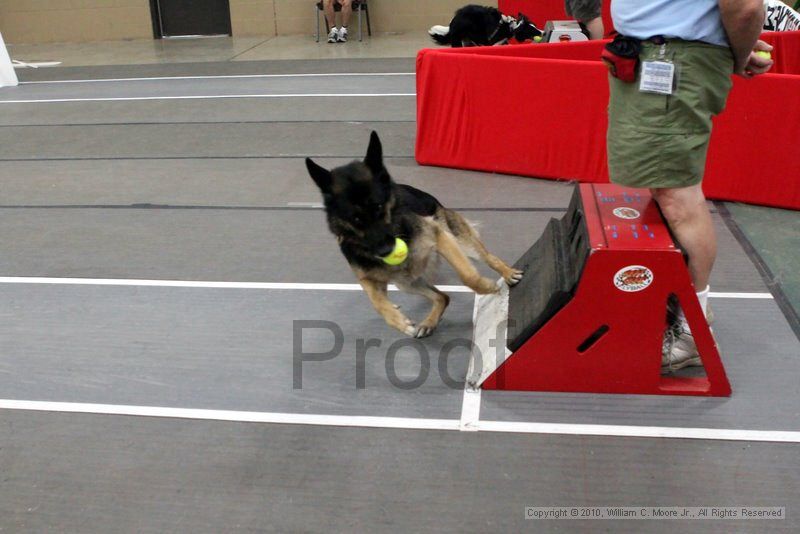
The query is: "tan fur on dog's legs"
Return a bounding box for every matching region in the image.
[396,278,450,338]
[448,210,523,286]
[436,229,499,294]
[357,277,416,336]
[464,233,523,286]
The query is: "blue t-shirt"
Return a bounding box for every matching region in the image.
[611,0,729,47]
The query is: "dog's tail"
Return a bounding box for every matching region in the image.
[428,25,451,45]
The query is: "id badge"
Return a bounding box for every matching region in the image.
[639,60,675,95]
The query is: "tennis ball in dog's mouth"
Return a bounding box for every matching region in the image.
[382,238,408,266]
[533,36,543,43]
[755,50,772,60]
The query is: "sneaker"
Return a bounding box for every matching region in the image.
[337,27,348,42]
[661,306,718,374]
[661,324,702,373]
[662,296,715,374]
[327,27,339,43]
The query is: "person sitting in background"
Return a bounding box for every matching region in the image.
[323,0,353,43]
[566,0,604,39]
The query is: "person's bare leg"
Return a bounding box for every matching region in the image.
[651,184,716,290]
[340,0,353,28]
[654,184,715,371]
[323,0,336,29]
[583,16,604,40]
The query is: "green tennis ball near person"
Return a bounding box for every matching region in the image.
[382,237,408,266]
[755,50,772,60]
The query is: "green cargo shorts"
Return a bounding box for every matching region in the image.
[607,40,734,189]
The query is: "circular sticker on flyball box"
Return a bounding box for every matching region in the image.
[613,207,641,220]
[613,265,654,292]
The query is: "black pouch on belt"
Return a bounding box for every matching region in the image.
[602,34,642,83]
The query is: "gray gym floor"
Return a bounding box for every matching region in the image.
[1,59,798,533]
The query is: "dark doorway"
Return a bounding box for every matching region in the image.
[151,0,232,38]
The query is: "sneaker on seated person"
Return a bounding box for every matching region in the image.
[323,0,353,43]
[327,27,339,43]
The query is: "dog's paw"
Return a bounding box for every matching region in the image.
[398,317,415,336]
[386,309,415,336]
[504,269,524,286]
[413,322,438,338]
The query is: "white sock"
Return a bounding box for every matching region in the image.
[696,285,710,316]
[677,286,710,332]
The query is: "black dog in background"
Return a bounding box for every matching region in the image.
[429,5,542,47]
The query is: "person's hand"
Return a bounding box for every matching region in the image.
[737,40,774,78]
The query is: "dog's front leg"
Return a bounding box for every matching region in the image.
[357,276,416,336]
[436,230,499,295]
[396,279,450,338]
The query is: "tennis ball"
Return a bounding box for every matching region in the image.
[533,36,543,43]
[755,50,772,60]
[382,237,408,266]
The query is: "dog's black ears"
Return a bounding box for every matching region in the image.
[364,130,384,174]
[305,157,332,194]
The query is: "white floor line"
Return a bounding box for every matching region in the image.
[20,72,416,85]
[461,293,484,431]
[459,387,482,431]
[475,420,800,443]
[0,277,474,293]
[0,277,774,299]
[0,399,459,431]
[2,399,799,443]
[286,202,323,208]
[709,292,773,299]
[0,93,416,104]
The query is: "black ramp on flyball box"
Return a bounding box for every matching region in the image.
[506,188,591,352]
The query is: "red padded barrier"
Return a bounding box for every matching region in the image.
[415,32,800,210]
[416,52,610,181]
[762,31,800,74]
[705,74,800,206]
[499,0,563,21]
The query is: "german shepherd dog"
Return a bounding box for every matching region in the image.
[429,5,542,47]
[305,132,523,338]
